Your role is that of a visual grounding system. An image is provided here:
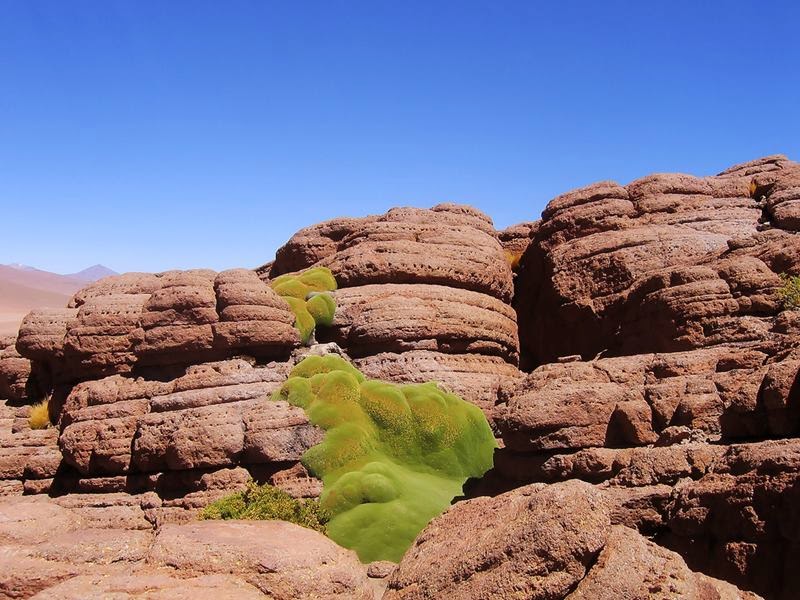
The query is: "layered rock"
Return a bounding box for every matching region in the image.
[498,155,800,598]
[385,480,758,599]
[54,357,321,507]
[0,335,33,401]
[0,494,376,599]
[515,154,799,366]
[660,439,800,600]
[0,398,61,496]
[262,204,522,418]
[16,269,300,383]
[498,346,799,456]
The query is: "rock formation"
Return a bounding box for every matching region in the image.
[259,203,522,416]
[494,155,800,599]
[0,494,377,599]
[1,155,798,598]
[386,480,757,599]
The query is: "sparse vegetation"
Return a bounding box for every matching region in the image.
[28,397,51,430]
[503,249,523,271]
[778,273,800,310]
[199,481,329,533]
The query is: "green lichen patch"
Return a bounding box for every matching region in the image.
[273,355,497,563]
[270,267,338,344]
[199,481,329,533]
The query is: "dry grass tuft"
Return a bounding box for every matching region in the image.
[28,397,51,430]
[503,249,523,271]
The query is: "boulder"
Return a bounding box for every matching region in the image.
[385,480,758,599]
[0,494,375,599]
[148,520,373,598]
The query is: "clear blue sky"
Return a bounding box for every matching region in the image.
[2,1,798,274]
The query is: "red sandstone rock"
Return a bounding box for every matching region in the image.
[15,308,77,362]
[498,347,798,454]
[660,439,800,599]
[262,204,522,421]
[16,268,300,383]
[0,337,33,400]
[0,494,375,599]
[58,358,314,480]
[329,283,518,362]
[386,480,757,599]
[148,520,373,598]
[269,205,513,302]
[515,156,800,366]
[386,480,611,599]
[33,572,268,600]
[567,525,760,599]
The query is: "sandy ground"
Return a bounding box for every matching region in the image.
[0,313,26,336]
[0,265,84,337]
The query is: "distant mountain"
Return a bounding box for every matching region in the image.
[4,263,38,272]
[66,264,118,282]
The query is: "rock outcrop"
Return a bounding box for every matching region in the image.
[496,155,800,599]
[1,157,799,599]
[52,357,324,511]
[0,494,376,599]
[260,204,522,416]
[386,480,758,599]
[515,154,798,367]
[0,335,33,401]
[16,269,300,383]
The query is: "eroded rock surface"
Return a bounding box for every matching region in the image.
[496,155,800,599]
[1,159,798,598]
[0,494,374,599]
[261,204,522,419]
[515,154,799,366]
[16,269,300,382]
[385,480,758,599]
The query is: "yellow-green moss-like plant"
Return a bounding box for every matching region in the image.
[778,273,800,310]
[199,481,329,533]
[28,397,51,430]
[270,267,337,344]
[273,354,497,563]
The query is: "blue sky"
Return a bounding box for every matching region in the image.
[1,1,798,274]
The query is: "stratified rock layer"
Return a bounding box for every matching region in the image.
[498,155,800,599]
[385,480,758,599]
[262,204,522,419]
[515,154,799,366]
[0,494,375,599]
[16,269,300,382]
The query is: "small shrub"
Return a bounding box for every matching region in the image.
[28,397,51,430]
[199,481,329,533]
[778,273,800,310]
[503,249,523,271]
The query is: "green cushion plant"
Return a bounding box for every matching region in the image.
[270,267,338,344]
[273,354,497,563]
